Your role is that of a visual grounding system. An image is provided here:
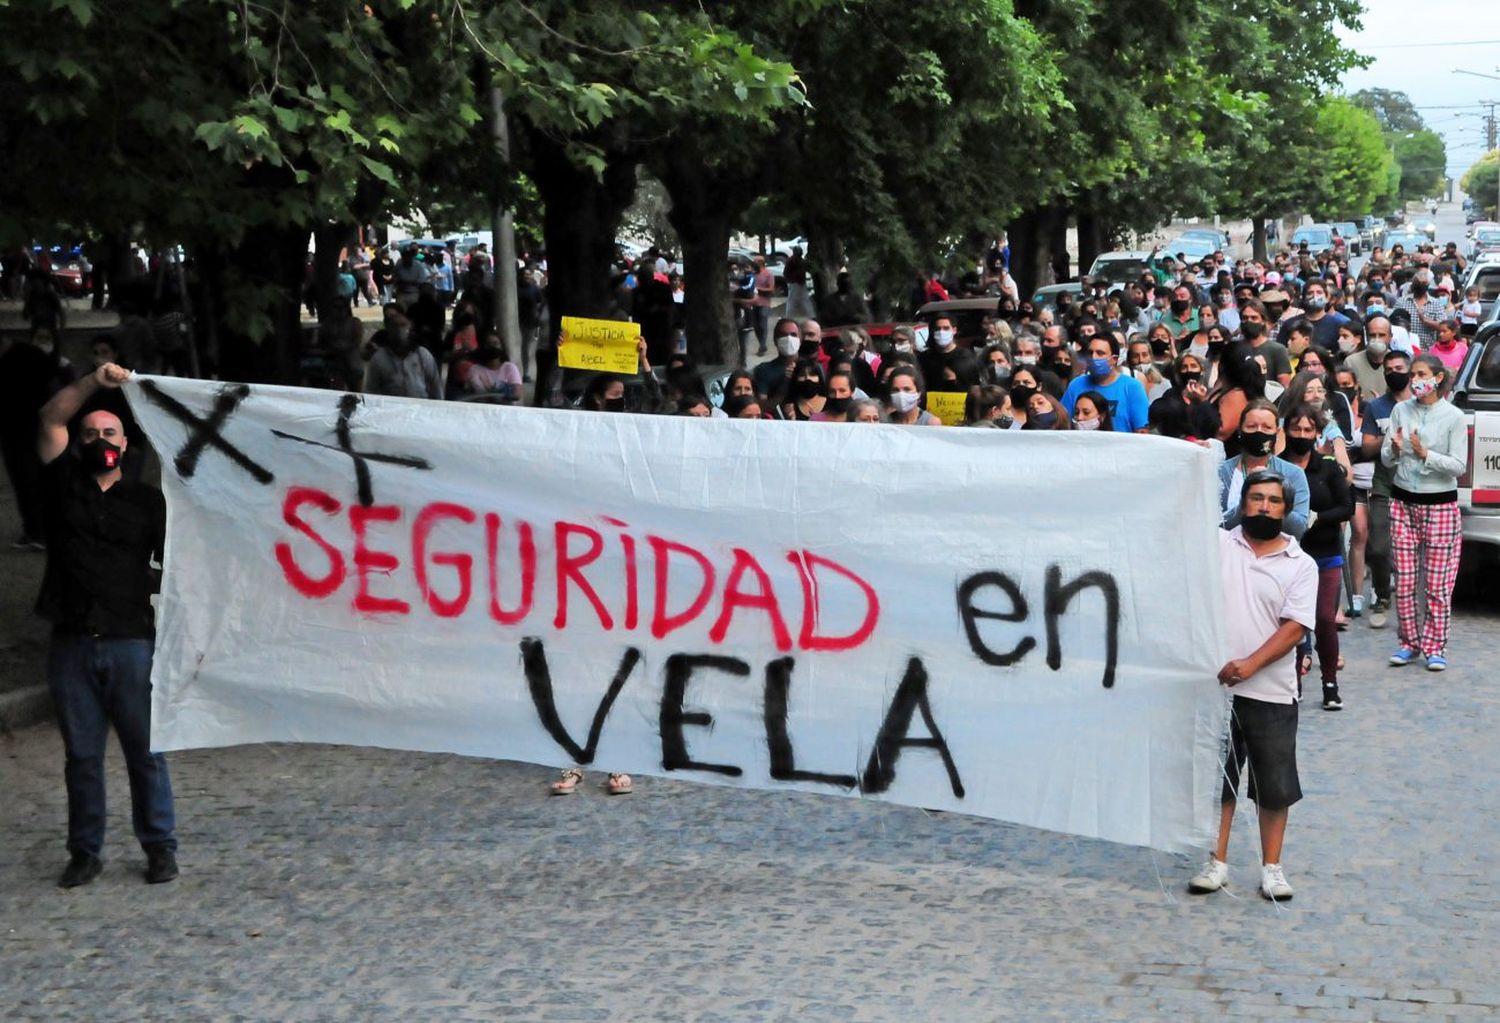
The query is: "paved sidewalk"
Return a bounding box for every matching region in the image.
[2,600,1497,1021]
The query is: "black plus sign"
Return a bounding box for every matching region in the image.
[271,393,431,506]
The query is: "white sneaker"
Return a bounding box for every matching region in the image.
[1188,857,1229,893]
[1260,863,1294,901]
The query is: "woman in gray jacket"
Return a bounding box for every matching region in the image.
[1380,354,1468,671]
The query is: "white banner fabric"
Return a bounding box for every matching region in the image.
[125,376,1229,853]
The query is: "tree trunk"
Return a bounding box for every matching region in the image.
[1076,199,1105,278]
[1251,217,1269,262]
[656,142,764,367]
[524,128,640,401]
[805,221,840,317]
[314,222,356,323]
[201,222,309,384]
[671,204,735,367]
[1049,205,1070,284]
[1007,209,1039,301]
[1009,205,1060,300]
[489,84,522,365]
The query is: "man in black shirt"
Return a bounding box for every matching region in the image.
[37,362,177,887]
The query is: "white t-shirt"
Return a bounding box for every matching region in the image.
[1217,527,1318,704]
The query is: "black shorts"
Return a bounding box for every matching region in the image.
[1353,487,1369,505]
[1221,695,1302,810]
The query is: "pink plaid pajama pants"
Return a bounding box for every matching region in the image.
[1390,499,1462,657]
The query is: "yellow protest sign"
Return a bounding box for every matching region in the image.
[559,316,640,374]
[925,391,968,426]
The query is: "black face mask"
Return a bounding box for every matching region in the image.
[1179,370,1203,386]
[1149,339,1172,357]
[1238,430,1275,457]
[1241,322,1266,341]
[823,396,851,415]
[1282,434,1316,458]
[792,379,822,400]
[602,396,626,412]
[1029,411,1058,429]
[1010,383,1038,407]
[1170,298,1191,315]
[1384,370,1411,394]
[1243,514,1284,541]
[81,438,122,475]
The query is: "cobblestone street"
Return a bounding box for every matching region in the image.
[2,596,1497,1021]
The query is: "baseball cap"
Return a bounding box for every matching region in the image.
[1259,288,1289,304]
[1263,271,1283,286]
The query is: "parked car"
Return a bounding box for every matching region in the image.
[1449,319,1500,560]
[916,297,1008,345]
[1290,223,1335,251]
[1030,282,1084,311]
[1332,221,1362,255]
[1165,233,1216,262]
[1382,229,1427,252]
[1176,227,1231,252]
[1469,226,1500,262]
[1462,256,1500,323]
[52,261,89,297]
[1086,250,1153,291]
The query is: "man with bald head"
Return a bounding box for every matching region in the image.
[36,363,177,887]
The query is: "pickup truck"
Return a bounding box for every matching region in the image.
[1451,319,1500,566]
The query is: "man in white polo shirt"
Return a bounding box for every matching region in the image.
[1191,469,1317,901]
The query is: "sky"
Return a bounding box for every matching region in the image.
[1335,0,1500,179]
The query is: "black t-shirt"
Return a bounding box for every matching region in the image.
[37,456,165,637]
[1299,455,1353,561]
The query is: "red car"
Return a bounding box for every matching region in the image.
[53,263,88,297]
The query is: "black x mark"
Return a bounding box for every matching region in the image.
[271,393,431,506]
[138,380,274,485]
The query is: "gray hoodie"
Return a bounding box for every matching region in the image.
[1380,396,1466,496]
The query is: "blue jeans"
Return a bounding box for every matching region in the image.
[47,634,176,857]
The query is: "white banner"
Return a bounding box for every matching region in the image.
[126,376,1229,853]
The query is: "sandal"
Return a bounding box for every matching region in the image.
[550,768,584,796]
[606,773,633,796]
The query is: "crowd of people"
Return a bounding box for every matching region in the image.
[1,222,1481,899]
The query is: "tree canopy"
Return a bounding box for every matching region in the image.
[0,0,1391,374]
[1461,150,1500,216]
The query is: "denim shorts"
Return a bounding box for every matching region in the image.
[1222,695,1302,810]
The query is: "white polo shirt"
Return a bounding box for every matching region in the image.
[1217,526,1317,704]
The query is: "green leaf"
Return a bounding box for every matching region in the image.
[359,155,397,185]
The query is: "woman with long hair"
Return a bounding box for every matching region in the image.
[1280,404,1355,709]
[1006,366,1045,429]
[1209,343,1268,454]
[1022,391,1072,430]
[884,366,941,426]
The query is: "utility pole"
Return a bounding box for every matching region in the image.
[490,83,522,367]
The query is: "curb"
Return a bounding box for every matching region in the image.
[0,685,52,732]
